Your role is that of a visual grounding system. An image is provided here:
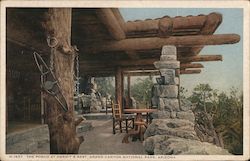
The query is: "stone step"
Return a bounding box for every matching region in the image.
[6,124,49,147]
[7,121,94,154]
[7,139,38,154]
[6,125,49,154]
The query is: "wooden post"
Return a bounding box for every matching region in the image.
[43,8,83,154]
[121,70,124,109]
[127,75,131,108]
[115,67,122,109]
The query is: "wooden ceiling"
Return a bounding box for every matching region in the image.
[6,8,240,76]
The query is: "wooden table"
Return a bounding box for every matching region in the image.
[122,108,157,143]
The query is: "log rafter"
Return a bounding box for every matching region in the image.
[190,12,223,56]
[180,69,202,74]
[82,34,240,54]
[180,63,204,69]
[179,55,222,62]
[96,9,126,40]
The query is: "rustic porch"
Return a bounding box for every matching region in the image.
[5,8,240,154]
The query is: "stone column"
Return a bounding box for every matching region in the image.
[151,45,180,119]
[143,46,230,155]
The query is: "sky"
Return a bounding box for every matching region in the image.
[119,8,243,95]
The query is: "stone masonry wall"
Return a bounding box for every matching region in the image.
[144,46,230,155]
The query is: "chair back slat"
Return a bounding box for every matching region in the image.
[111,101,122,119]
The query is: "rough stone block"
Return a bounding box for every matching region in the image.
[156,111,171,119]
[154,85,178,98]
[161,45,177,55]
[154,61,180,69]
[170,111,177,119]
[176,110,195,123]
[158,98,180,111]
[160,68,175,76]
[151,96,159,108]
[159,69,175,85]
[158,98,165,110]
[152,110,179,119]
[144,119,197,140]
[143,135,231,155]
[174,77,179,85]
[160,55,177,61]
[150,111,160,119]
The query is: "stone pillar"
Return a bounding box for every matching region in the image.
[143,46,230,155]
[151,45,180,119]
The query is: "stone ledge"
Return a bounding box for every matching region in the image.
[144,119,197,140]
[143,135,231,155]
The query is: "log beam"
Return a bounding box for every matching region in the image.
[123,70,160,76]
[80,65,155,72]
[83,71,115,77]
[83,34,240,53]
[125,13,208,33]
[190,13,222,55]
[96,9,126,40]
[111,8,126,31]
[180,63,204,69]
[81,67,203,76]
[79,65,156,76]
[179,55,222,62]
[180,69,201,74]
[125,51,140,60]
[80,58,159,67]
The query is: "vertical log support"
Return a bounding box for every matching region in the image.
[115,67,123,109]
[127,75,131,108]
[121,71,124,109]
[43,8,83,154]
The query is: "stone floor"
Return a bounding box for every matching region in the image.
[79,120,146,154]
[7,119,146,154]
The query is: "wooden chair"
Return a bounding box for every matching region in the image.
[111,101,134,134]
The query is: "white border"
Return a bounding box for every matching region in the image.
[0,1,249,161]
